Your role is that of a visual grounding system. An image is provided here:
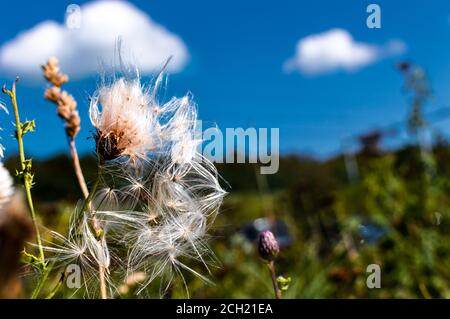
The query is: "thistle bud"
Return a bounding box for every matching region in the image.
[258,230,279,262]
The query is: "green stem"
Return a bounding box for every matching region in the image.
[3,80,47,298]
[83,163,108,299]
[45,271,65,299]
[82,168,102,214]
[8,81,45,263]
[81,163,103,235]
[31,262,53,299]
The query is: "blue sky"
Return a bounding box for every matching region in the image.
[1,0,450,159]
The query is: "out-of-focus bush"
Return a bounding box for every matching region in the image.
[6,140,450,298]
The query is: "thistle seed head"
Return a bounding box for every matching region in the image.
[89,78,158,161]
[45,61,227,297]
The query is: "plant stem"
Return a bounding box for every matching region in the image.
[69,138,89,199]
[31,262,53,299]
[83,163,108,299]
[83,167,102,214]
[267,261,281,299]
[99,266,107,299]
[3,80,45,264]
[45,271,65,299]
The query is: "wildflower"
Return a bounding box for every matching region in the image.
[47,60,226,297]
[258,230,282,299]
[258,230,280,262]
[93,69,226,293]
[89,78,158,161]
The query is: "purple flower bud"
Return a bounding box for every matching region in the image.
[258,230,279,261]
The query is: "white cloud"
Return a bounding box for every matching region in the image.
[0,0,189,80]
[284,28,406,75]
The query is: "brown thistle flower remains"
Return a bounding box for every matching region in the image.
[95,130,126,161]
[42,57,80,138]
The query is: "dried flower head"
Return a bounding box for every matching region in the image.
[258,230,280,262]
[42,57,80,138]
[54,91,77,120]
[65,110,81,138]
[46,62,227,297]
[89,78,159,161]
[42,57,68,87]
[46,57,226,294]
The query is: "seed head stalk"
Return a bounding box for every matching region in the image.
[82,161,108,299]
[267,261,281,299]
[45,272,65,299]
[69,138,89,198]
[42,57,88,199]
[2,79,45,264]
[99,264,107,299]
[31,261,53,299]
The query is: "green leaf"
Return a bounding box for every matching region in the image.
[21,249,46,271]
[21,120,36,134]
[277,276,291,292]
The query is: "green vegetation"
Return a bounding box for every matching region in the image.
[5,139,450,298]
